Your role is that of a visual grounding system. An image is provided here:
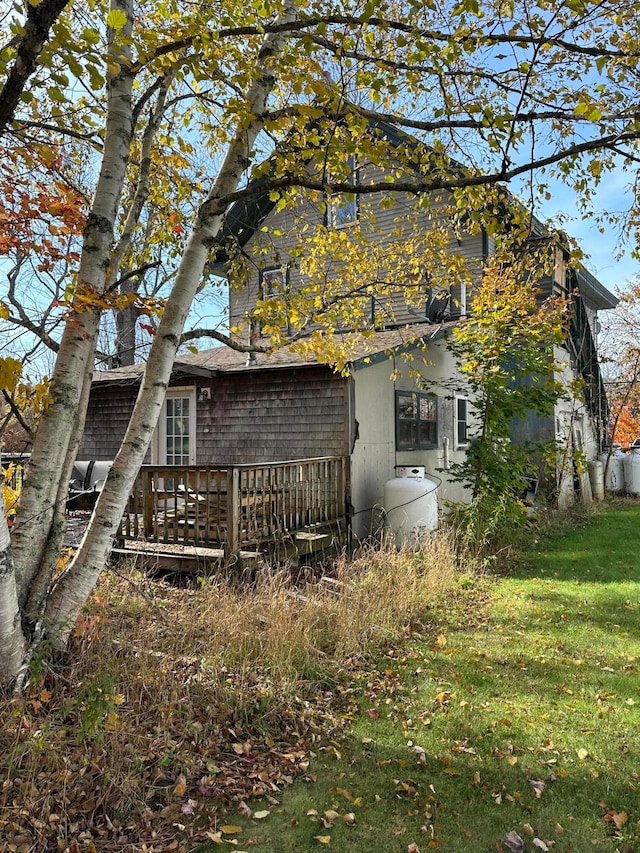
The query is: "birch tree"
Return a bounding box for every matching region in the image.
[2,0,640,684]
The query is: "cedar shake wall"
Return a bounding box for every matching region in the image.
[196,367,350,464]
[77,383,139,461]
[79,367,350,465]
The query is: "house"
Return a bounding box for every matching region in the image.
[79,120,618,551]
[80,323,471,545]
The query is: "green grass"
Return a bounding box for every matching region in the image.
[208,503,640,852]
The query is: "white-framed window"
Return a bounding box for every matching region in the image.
[153,387,197,465]
[455,395,470,449]
[258,265,291,336]
[326,153,358,228]
[260,264,288,299]
[395,390,438,450]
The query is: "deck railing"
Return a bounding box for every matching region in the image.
[119,456,348,553]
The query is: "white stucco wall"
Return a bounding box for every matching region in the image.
[349,338,473,541]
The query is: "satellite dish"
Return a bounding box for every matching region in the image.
[426,287,451,323]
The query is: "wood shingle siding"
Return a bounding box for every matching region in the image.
[197,366,350,464]
[78,383,138,461]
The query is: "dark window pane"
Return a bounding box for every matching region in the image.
[418,420,436,446]
[398,420,416,448]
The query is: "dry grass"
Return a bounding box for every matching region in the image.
[0,533,461,852]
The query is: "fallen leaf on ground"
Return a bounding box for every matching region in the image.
[173,774,187,797]
[504,830,525,852]
[528,779,546,798]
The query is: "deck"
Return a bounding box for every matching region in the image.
[116,457,349,566]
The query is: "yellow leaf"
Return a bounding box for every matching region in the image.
[173,775,187,797]
[314,836,331,844]
[106,8,127,30]
[576,748,588,760]
[221,825,243,834]
[0,357,22,392]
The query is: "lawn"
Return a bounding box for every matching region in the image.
[2,503,639,853]
[207,503,640,853]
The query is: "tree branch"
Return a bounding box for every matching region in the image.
[0,0,71,135]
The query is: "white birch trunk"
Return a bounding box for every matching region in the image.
[11,0,135,611]
[0,485,26,685]
[44,0,298,647]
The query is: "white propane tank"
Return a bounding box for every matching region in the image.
[383,466,438,549]
[624,447,640,494]
[587,460,604,501]
[599,449,625,492]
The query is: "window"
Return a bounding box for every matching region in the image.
[165,397,192,464]
[259,265,287,299]
[259,265,290,336]
[455,395,470,448]
[396,391,438,450]
[153,387,196,465]
[326,154,358,228]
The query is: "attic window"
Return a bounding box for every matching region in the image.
[259,265,291,337]
[260,265,288,298]
[326,154,358,228]
[395,390,438,450]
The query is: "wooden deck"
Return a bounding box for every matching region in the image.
[117,457,348,561]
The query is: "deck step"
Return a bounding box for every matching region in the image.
[112,542,261,573]
[294,531,332,554]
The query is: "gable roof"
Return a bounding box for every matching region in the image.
[211,117,618,311]
[92,323,453,386]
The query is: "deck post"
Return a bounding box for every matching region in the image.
[226,465,241,557]
[142,470,154,538]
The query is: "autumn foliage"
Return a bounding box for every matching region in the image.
[611,404,640,446]
[0,144,86,266]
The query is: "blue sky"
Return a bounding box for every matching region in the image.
[524,170,639,296]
